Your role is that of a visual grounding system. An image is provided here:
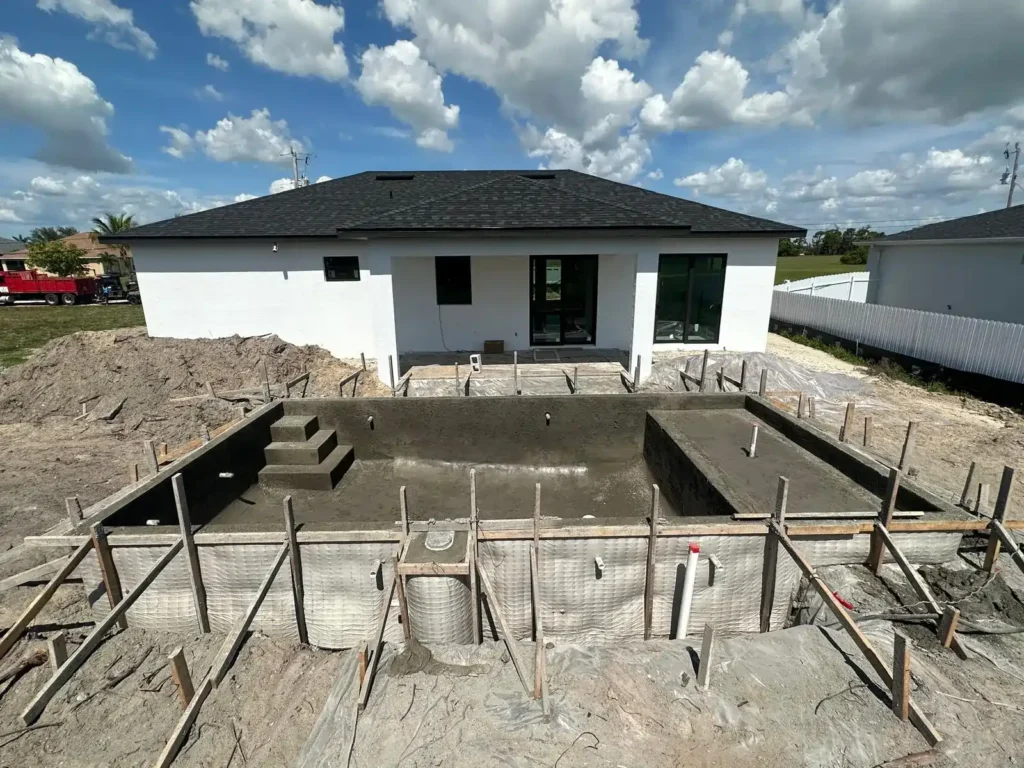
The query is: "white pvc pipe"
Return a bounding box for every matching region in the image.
[675,542,701,640]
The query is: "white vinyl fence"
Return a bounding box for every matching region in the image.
[771,292,1024,384]
[774,271,870,302]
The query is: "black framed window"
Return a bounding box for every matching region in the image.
[324,256,360,281]
[654,254,726,343]
[4,260,25,271]
[435,256,472,305]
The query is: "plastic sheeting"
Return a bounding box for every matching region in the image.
[82,529,963,647]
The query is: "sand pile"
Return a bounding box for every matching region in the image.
[0,328,386,444]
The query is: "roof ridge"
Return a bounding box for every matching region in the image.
[342,175,509,228]
[524,173,683,226]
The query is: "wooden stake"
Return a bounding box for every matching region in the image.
[469,469,480,644]
[938,606,960,648]
[899,421,918,471]
[395,566,411,642]
[530,545,548,712]
[361,352,367,371]
[758,368,768,397]
[643,485,660,640]
[143,440,160,474]
[696,624,716,691]
[892,633,910,721]
[22,540,184,724]
[154,677,213,768]
[513,351,520,395]
[171,474,209,634]
[868,468,901,574]
[359,568,397,711]
[205,381,216,399]
[261,359,271,402]
[840,403,856,443]
[397,485,412,641]
[399,486,410,539]
[210,543,288,687]
[168,647,194,709]
[699,350,709,393]
[989,520,1024,577]
[864,416,873,449]
[283,496,308,645]
[128,462,139,484]
[759,476,789,632]
[983,466,1015,572]
[357,643,367,688]
[65,497,83,527]
[90,524,127,630]
[976,483,990,516]
[47,632,67,672]
[959,462,978,509]
[477,564,532,697]
[740,359,748,391]
[389,355,396,396]
[0,540,92,662]
[770,522,941,746]
[808,396,816,419]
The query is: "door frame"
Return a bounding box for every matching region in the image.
[529,254,599,346]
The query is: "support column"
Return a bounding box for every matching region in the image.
[628,250,659,384]
[366,249,399,387]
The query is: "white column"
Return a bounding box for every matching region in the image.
[365,249,398,386]
[628,250,659,383]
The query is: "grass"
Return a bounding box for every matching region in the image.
[777,328,967,397]
[0,304,145,367]
[775,255,865,285]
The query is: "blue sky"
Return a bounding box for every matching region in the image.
[1,0,1023,239]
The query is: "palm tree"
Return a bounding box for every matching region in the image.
[91,212,136,277]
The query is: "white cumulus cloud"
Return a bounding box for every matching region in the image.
[674,157,768,196]
[197,84,223,101]
[159,126,194,159]
[206,52,229,71]
[37,0,157,59]
[269,178,294,194]
[194,109,303,164]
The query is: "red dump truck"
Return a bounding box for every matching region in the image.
[0,270,98,305]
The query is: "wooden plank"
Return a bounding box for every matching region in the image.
[938,607,960,648]
[984,467,1016,572]
[759,477,789,633]
[395,565,411,641]
[22,540,184,725]
[47,632,67,671]
[643,485,660,640]
[734,510,924,521]
[469,469,480,645]
[283,496,308,645]
[65,497,83,527]
[840,402,856,443]
[144,439,160,474]
[399,486,410,538]
[171,474,209,634]
[90,524,128,631]
[0,557,70,593]
[899,421,919,471]
[864,416,874,448]
[339,369,361,397]
[699,350,709,392]
[153,676,213,768]
[771,522,941,747]
[868,468,901,574]
[0,539,92,662]
[874,524,966,657]
[88,394,126,422]
[168,647,194,709]
[798,392,805,419]
[210,543,288,687]
[397,561,470,576]
[892,632,910,721]
[477,563,532,697]
[758,368,768,397]
[696,624,716,691]
[959,462,978,509]
[530,545,548,713]
[990,520,1024,575]
[358,569,397,711]
[808,396,816,419]
[740,359,748,390]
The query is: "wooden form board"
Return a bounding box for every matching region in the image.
[359,571,397,711]
[477,564,532,697]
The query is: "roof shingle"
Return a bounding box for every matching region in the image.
[110,169,805,240]
[876,205,1024,242]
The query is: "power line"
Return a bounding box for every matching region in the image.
[788,216,948,228]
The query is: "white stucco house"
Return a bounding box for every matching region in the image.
[108,170,804,384]
[865,205,1024,324]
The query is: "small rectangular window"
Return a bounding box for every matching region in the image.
[324,256,360,282]
[435,256,472,305]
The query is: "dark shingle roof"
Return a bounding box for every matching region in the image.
[0,237,20,254]
[111,170,805,240]
[876,205,1024,242]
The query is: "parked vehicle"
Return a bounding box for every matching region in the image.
[0,270,98,305]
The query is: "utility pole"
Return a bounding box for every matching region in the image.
[285,148,312,190]
[1003,142,1020,208]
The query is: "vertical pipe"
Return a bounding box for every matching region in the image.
[675,543,700,640]
[513,351,519,395]
[748,425,759,458]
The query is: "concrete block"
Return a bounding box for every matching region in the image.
[264,430,338,466]
[258,445,354,491]
[270,414,319,442]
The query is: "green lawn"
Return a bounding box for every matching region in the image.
[0,304,145,367]
[775,255,865,285]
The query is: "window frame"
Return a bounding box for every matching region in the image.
[434,256,472,306]
[323,256,361,282]
[652,253,728,345]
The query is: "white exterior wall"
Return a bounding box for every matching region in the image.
[867,242,1024,323]
[132,240,375,359]
[132,234,781,383]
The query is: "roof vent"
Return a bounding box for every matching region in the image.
[520,173,556,180]
[375,173,415,181]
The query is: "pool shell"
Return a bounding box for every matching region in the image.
[53,393,970,649]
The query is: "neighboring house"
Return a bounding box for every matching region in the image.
[0,237,25,271]
[106,170,804,383]
[4,232,134,279]
[865,205,1024,324]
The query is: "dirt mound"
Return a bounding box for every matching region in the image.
[920,564,1024,628]
[0,328,387,445]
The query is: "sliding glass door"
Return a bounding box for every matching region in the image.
[653,254,726,344]
[530,255,598,346]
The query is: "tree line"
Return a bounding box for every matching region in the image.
[7,214,135,277]
[778,226,885,264]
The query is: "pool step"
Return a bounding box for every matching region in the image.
[259,444,354,491]
[264,429,338,465]
[270,414,319,442]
